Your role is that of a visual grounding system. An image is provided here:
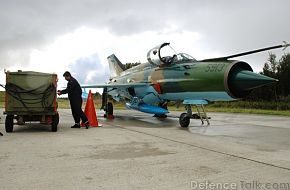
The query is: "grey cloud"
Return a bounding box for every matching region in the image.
[69,53,109,85]
[0,0,289,70]
[182,1,290,49]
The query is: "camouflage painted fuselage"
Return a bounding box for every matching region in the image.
[108,59,255,105]
[82,42,283,116]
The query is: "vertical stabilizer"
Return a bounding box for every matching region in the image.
[107,54,125,78]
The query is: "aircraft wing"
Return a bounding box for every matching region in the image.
[81,82,150,89]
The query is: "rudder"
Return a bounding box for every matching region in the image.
[107,54,125,78]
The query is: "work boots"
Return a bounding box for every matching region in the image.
[71,122,90,129]
[71,123,80,128]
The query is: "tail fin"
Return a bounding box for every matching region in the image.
[107,54,125,78]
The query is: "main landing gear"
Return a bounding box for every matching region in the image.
[101,87,114,118]
[179,104,210,128]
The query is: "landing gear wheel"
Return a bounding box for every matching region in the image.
[179,113,190,128]
[107,102,113,115]
[51,113,59,132]
[5,115,14,133]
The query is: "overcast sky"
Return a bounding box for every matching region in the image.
[0,0,289,89]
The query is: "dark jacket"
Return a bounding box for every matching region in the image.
[61,77,82,101]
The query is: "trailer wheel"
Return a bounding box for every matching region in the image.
[51,113,59,132]
[5,115,14,133]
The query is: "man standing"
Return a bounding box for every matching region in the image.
[57,71,89,129]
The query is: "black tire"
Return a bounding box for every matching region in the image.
[51,113,59,132]
[5,115,14,133]
[179,113,190,128]
[107,102,113,115]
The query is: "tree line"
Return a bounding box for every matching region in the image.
[246,52,290,102]
[123,62,141,70]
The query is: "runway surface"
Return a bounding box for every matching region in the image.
[1,109,290,190]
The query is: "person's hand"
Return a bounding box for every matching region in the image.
[57,90,62,96]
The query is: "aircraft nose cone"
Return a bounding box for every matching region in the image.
[228,67,278,98]
[231,70,278,91]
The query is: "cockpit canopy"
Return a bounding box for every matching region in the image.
[174,53,196,63]
[147,42,196,67]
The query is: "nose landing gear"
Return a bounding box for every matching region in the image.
[179,104,210,128]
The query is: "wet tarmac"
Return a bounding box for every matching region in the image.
[0,109,290,189]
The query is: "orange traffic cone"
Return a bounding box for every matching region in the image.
[81,90,101,127]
